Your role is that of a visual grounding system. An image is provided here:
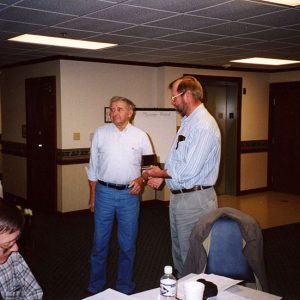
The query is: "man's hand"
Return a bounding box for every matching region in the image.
[89,196,95,212]
[144,166,169,178]
[147,177,164,189]
[128,177,144,195]
[88,180,96,212]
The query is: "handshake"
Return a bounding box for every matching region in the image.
[141,154,170,190]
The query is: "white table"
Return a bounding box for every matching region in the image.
[132,273,282,300]
[133,285,281,300]
[83,274,282,300]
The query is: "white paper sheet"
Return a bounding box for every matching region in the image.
[208,291,251,300]
[82,288,139,300]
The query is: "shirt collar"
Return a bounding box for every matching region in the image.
[182,103,204,124]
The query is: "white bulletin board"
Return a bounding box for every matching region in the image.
[133,108,177,163]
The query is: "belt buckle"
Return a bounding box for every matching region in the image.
[115,184,124,190]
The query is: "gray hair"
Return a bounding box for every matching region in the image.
[0,199,24,234]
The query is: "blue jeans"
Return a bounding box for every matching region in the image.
[88,183,140,294]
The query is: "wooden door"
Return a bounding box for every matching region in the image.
[269,82,300,194]
[26,76,57,211]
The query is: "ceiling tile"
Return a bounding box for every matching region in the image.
[240,28,300,40]
[203,36,260,47]
[147,14,227,30]
[14,0,114,16]
[1,0,300,70]
[56,17,132,33]
[88,34,146,45]
[244,9,300,27]
[198,22,269,36]
[0,6,74,25]
[158,32,223,43]
[190,0,284,21]
[126,0,226,13]
[113,26,179,38]
[276,35,300,45]
[238,41,295,51]
[0,19,45,33]
[130,39,185,48]
[88,4,175,23]
[170,43,223,52]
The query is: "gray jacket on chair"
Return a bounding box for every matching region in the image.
[182,207,268,292]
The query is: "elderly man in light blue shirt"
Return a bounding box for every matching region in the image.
[86,96,153,295]
[144,76,221,277]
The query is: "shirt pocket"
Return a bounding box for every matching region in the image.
[128,145,142,166]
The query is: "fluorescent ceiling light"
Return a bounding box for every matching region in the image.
[230,57,300,66]
[8,34,117,50]
[260,0,300,6]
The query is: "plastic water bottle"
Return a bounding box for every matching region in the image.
[160,265,176,299]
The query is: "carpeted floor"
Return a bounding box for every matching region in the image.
[20,202,299,300]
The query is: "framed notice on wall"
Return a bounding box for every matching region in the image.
[104,107,111,123]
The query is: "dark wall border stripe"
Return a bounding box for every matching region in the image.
[57,148,89,165]
[2,140,268,164]
[240,140,269,153]
[1,141,90,165]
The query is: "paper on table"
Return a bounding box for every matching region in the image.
[208,291,251,300]
[177,273,243,300]
[82,288,139,300]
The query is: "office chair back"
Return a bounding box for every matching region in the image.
[205,217,255,282]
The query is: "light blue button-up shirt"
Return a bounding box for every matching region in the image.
[165,104,221,190]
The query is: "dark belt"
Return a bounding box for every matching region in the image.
[171,185,212,194]
[98,180,130,190]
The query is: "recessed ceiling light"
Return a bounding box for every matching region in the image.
[230,57,300,66]
[8,34,117,50]
[260,0,300,6]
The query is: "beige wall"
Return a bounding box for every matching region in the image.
[240,152,268,191]
[1,59,300,212]
[59,60,158,149]
[270,71,300,83]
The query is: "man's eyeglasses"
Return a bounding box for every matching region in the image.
[171,91,185,101]
[0,235,20,254]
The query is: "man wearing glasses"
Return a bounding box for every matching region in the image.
[0,199,43,299]
[143,76,221,277]
[86,96,153,295]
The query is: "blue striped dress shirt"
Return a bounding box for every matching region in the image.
[165,104,221,190]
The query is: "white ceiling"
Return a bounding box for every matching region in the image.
[1,0,300,71]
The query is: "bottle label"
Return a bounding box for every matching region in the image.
[160,279,176,297]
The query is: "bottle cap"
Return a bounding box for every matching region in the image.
[164,265,172,274]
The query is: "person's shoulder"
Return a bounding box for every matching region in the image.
[129,124,147,135]
[7,251,24,266]
[95,123,113,133]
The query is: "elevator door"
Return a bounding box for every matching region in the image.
[192,75,240,195]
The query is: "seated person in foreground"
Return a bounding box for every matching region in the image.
[0,199,43,299]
